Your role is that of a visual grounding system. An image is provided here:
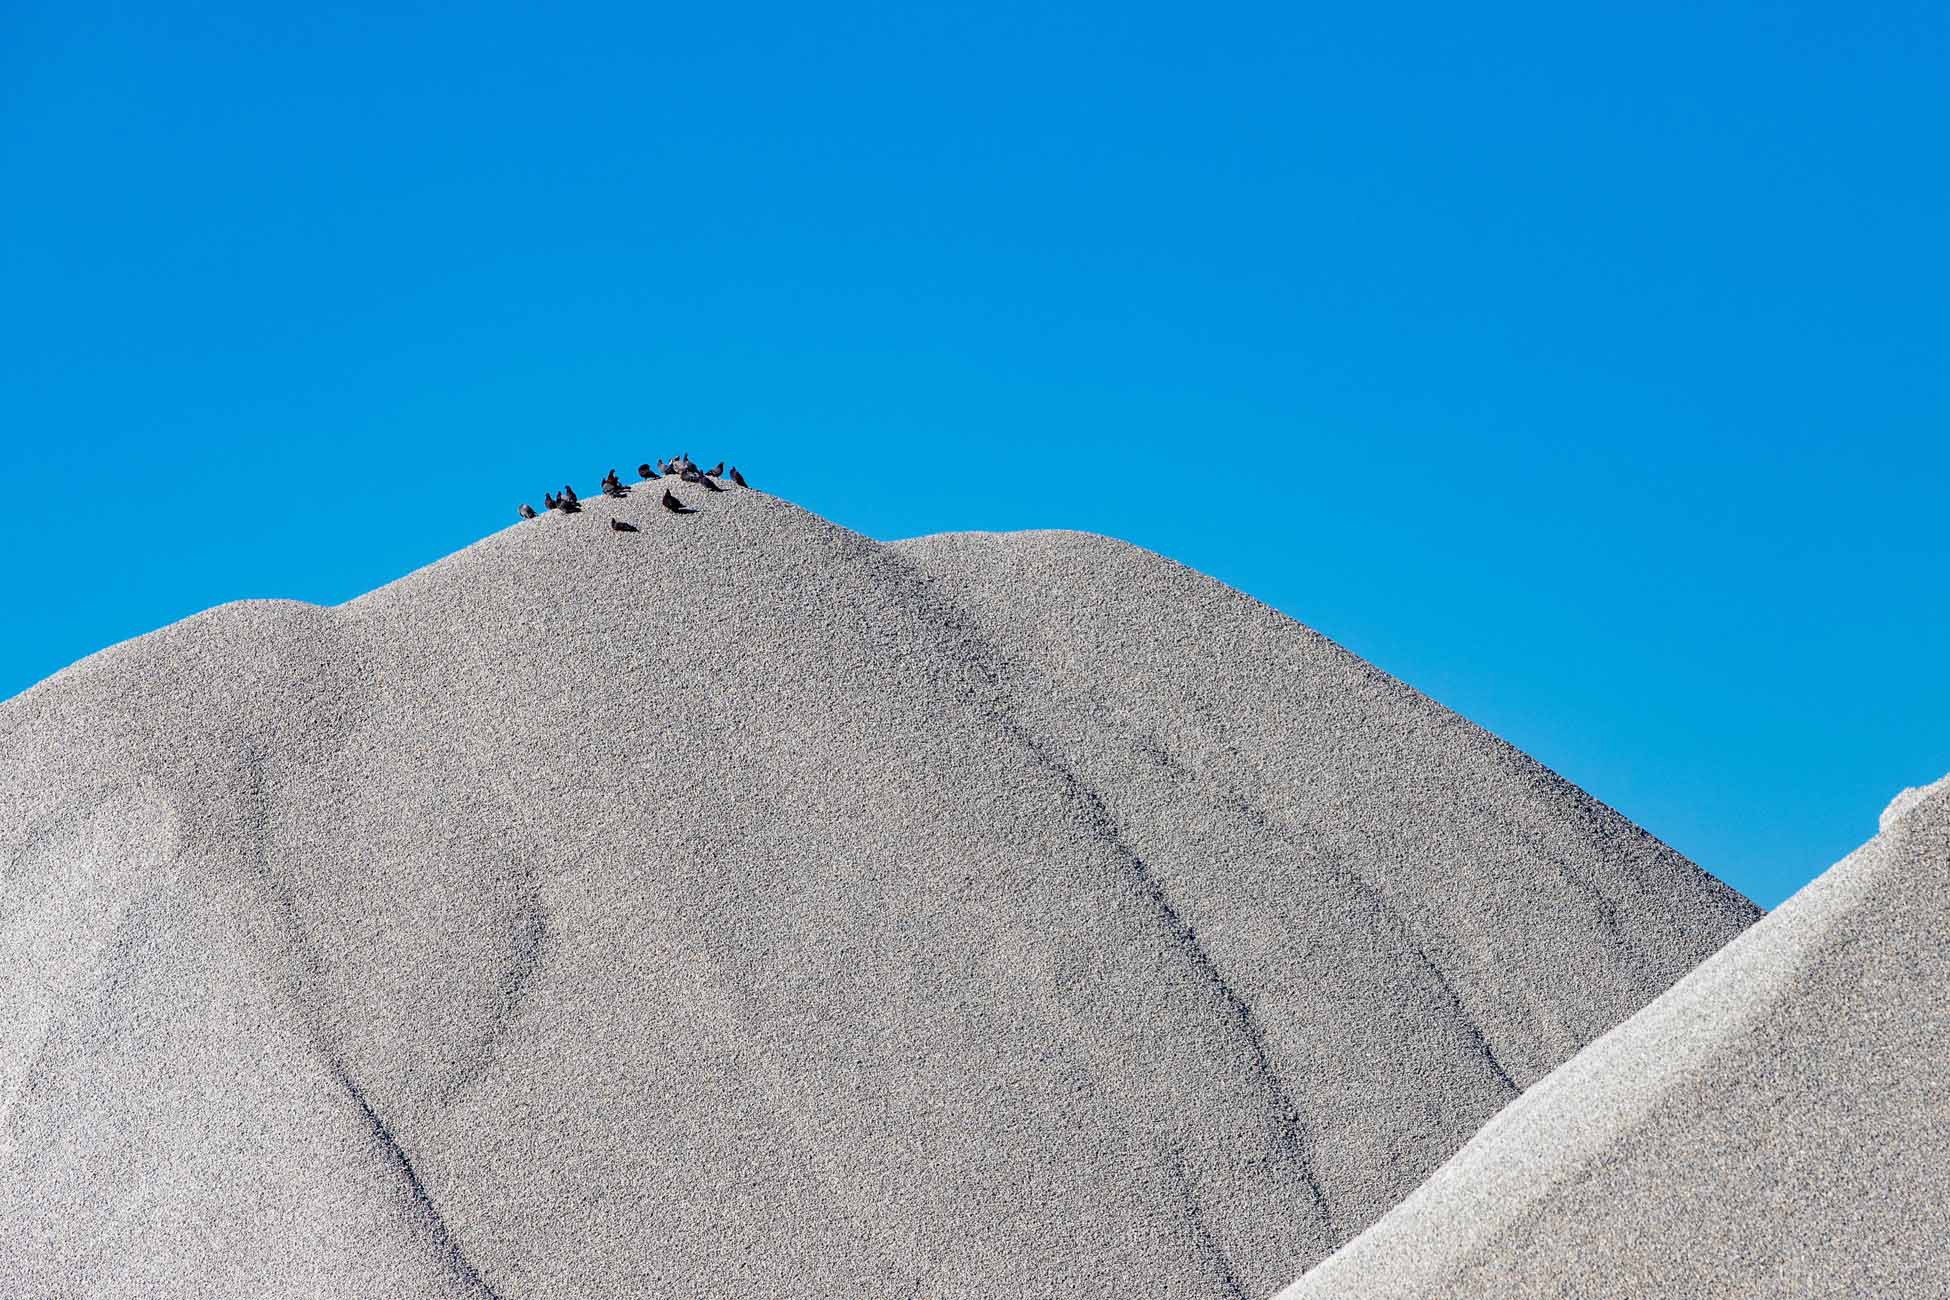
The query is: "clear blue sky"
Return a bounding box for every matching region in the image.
[4,2,1945,908]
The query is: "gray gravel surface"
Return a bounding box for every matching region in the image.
[1275,777,1950,1300]
[0,486,1756,1298]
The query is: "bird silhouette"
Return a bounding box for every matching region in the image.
[518,504,537,520]
[661,489,695,514]
[543,491,558,509]
[728,467,748,488]
[705,461,724,477]
[603,481,629,498]
[697,473,725,492]
[562,485,578,504]
[638,463,658,480]
[554,496,582,514]
[609,518,638,533]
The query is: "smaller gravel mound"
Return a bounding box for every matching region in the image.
[1276,776,1950,1300]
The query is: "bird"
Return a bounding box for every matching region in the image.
[679,467,704,483]
[728,466,748,488]
[554,496,582,514]
[638,463,658,480]
[655,459,669,476]
[603,480,628,498]
[705,461,724,477]
[562,484,578,503]
[697,473,725,492]
[603,468,621,487]
[518,503,537,520]
[661,489,695,514]
[609,518,638,533]
[543,491,558,509]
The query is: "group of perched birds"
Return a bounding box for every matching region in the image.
[517,454,750,532]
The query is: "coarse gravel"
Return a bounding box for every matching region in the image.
[0,480,1757,1298]
[1274,775,1950,1300]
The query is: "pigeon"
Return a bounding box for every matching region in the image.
[562,485,578,504]
[655,460,669,476]
[543,491,558,509]
[697,473,725,492]
[728,467,748,488]
[609,518,638,533]
[518,504,537,520]
[705,461,724,477]
[679,467,704,483]
[603,468,621,488]
[554,497,582,514]
[638,463,658,480]
[603,480,628,498]
[661,489,695,514]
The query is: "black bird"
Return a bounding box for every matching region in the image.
[609,518,638,533]
[661,489,695,514]
[603,468,621,487]
[603,480,628,498]
[697,473,725,492]
[705,461,724,477]
[638,463,658,480]
[728,466,748,488]
[562,484,578,504]
[543,491,558,509]
[554,494,582,514]
[518,503,537,520]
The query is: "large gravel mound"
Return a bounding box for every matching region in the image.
[1276,777,1950,1300]
[0,484,1755,1298]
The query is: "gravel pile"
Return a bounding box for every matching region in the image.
[1275,776,1950,1300]
[0,483,1755,1298]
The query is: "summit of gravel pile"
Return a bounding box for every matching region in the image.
[0,478,1757,1298]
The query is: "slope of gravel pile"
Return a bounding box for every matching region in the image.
[1276,776,1950,1300]
[0,482,1755,1299]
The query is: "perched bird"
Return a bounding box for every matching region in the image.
[705,461,724,477]
[609,518,638,533]
[562,484,578,504]
[638,463,658,480]
[543,491,558,509]
[661,489,696,514]
[518,503,537,520]
[697,473,725,492]
[655,459,670,476]
[603,468,621,488]
[603,480,628,498]
[554,497,582,514]
[679,467,704,483]
[728,466,748,488]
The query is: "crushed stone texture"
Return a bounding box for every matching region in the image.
[1276,776,1950,1300]
[0,485,1757,1298]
